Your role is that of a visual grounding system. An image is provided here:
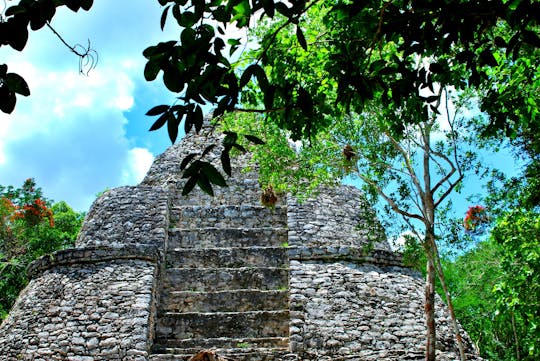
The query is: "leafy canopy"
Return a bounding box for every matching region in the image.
[0,179,84,320]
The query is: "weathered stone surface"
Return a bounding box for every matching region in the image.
[0,123,482,361]
[287,185,390,251]
[288,261,477,359]
[0,260,157,360]
[76,186,169,249]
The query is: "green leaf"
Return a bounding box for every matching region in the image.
[297,87,313,116]
[201,144,216,158]
[228,38,241,56]
[148,112,168,132]
[522,30,540,48]
[180,27,196,46]
[167,111,179,143]
[180,153,197,170]
[0,88,16,114]
[252,64,269,91]
[5,73,30,96]
[233,143,246,153]
[421,95,440,104]
[197,173,214,196]
[163,64,184,92]
[145,104,169,116]
[262,0,275,18]
[221,149,232,176]
[81,0,93,11]
[244,134,265,145]
[479,49,498,67]
[8,18,29,51]
[160,5,170,31]
[144,60,161,81]
[239,64,255,88]
[29,0,56,31]
[264,85,275,109]
[275,2,290,17]
[182,175,198,195]
[296,26,307,51]
[201,163,227,187]
[183,160,202,178]
[64,0,81,12]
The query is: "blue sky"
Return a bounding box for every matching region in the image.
[1,1,180,211]
[1,0,520,220]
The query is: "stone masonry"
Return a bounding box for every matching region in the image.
[0,124,481,360]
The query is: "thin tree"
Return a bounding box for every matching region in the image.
[333,86,473,360]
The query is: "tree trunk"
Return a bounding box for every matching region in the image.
[425,258,436,361]
[431,239,467,360]
[511,311,520,360]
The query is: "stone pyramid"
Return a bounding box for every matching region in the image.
[0,124,480,360]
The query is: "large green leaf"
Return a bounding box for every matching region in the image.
[201,163,227,187]
[5,73,30,96]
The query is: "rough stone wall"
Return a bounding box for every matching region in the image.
[0,259,157,360]
[286,186,479,360]
[0,123,481,361]
[287,186,389,251]
[76,186,169,249]
[0,184,169,360]
[288,261,478,360]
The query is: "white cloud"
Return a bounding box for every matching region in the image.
[390,230,422,252]
[0,1,188,211]
[0,60,146,211]
[122,147,154,185]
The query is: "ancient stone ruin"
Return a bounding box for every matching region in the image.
[0,125,480,360]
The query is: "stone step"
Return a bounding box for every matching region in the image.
[152,336,290,353]
[163,267,289,292]
[170,205,287,229]
[155,310,290,341]
[172,177,286,207]
[168,227,288,249]
[166,247,289,268]
[160,290,289,313]
[150,347,297,361]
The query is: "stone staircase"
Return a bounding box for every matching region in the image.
[151,175,292,360]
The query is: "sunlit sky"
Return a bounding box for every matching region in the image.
[0,1,184,211]
[1,1,520,219]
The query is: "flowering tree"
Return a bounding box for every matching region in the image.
[463,205,489,233]
[0,179,83,319]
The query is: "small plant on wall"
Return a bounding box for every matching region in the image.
[260,185,278,208]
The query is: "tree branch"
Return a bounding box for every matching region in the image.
[46,22,98,75]
[356,172,425,222]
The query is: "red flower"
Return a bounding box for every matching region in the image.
[464,205,488,231]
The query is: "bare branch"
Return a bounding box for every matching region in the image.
[434,174,463,209]
[384,131,426,203]
[46,22,98,76]
[356,172,425,222]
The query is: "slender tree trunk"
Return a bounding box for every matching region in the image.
[425,257,436,361]
[429,237,467,360]
[511,311,520,360]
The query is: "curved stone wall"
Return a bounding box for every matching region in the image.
[288,261,477,360]
[287,186,389,251]
[0,124,481,361]
[76,186,169,249]
[0,259,157,360]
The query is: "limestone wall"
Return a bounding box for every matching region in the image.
[287,186,389,251]
[288,261,477,360]
[0,124,481,361]
[76,186,169,249]
[0,259,157,360]
[0,183,169,361]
